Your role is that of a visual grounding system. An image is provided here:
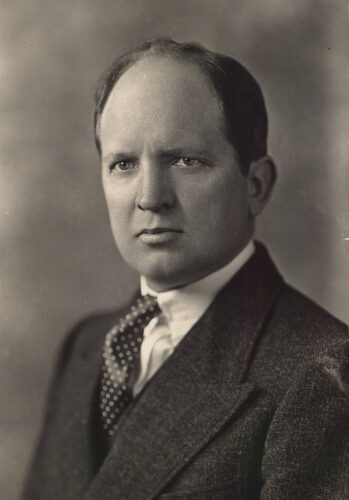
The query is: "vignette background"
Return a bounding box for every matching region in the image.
[1,1,348,498]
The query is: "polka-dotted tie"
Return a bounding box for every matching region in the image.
[99,295,160,437]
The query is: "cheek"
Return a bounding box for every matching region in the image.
[104,189,132,237]
[185,176,247,230]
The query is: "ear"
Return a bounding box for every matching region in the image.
[246,156,277,215]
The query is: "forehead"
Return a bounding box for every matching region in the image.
[99,55,230,156]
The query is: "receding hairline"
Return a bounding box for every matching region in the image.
[97,52,226,143]
[95,47,227,150]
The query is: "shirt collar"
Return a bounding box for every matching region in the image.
[140,240,255,338]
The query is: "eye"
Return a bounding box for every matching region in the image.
[173,157,204,168]
[109,159,138,173]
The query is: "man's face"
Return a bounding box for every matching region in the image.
[100,56,253,291]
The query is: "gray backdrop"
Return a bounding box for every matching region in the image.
[1,1,347,499]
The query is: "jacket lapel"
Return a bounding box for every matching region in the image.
[84,243,284,500]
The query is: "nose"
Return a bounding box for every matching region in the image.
[136,162,175,212]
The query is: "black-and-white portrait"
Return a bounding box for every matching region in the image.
[1,2,348,499]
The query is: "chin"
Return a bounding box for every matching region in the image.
[136,259,189,292]
[141,269,183,292]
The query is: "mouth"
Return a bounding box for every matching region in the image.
[137,227,183,245]
[138,227,182,235]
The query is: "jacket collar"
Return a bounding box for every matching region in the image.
[83,242,284,500]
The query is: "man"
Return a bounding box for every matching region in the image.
[24,38,348,499]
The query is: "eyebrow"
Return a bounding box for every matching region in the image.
[158,148,217,160]
[103,147,218,164]
[103,152,136,164]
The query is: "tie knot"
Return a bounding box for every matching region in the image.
[135,294,159,313]
[127,294,160,326]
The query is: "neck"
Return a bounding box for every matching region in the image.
[142,240,255,294]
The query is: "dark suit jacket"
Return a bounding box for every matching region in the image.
[24,243,349,499]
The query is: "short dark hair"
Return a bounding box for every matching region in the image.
[94,37,268,175]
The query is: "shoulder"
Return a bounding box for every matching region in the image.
[272,283,347,349]
[250,282,348,397]
[277,284,346,332]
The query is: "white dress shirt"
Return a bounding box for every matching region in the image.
[133,240,255,396]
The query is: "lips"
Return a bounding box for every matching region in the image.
[138,227,182,236]
[137,227,183,245]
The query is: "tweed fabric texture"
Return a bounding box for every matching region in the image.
[23,243,349,500]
